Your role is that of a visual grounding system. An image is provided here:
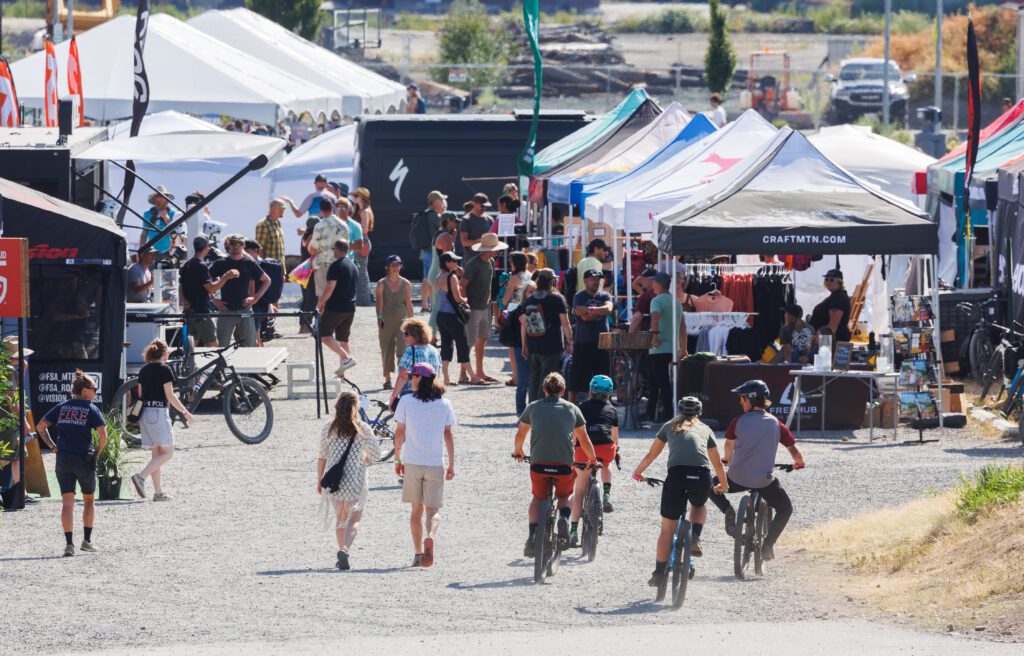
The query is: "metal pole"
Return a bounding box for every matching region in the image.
[671,253,678,409]
[952,74,960,131]
[883,0,892,125]
[52,0,63,42]
[66,0,73,39]
[935,0,943,116]
[626,235,633,321]
[1018,7,1024,101]
[931,255,944,428]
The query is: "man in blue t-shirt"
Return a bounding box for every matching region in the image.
[37,373,107,557]
[569,269,613,402]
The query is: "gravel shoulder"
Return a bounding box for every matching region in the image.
[2,310,1022,654]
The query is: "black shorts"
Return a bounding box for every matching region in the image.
[569,342,610,393]
[320,310,355,342]
[55,453,97,496]
[660,465,711,520]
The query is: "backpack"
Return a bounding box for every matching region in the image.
[409,210,434,250]
[258,259,284,304]
[523,298,548,338]
[564,266,579,299]
[415,94,427,114]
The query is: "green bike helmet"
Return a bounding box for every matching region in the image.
[589,375,614,396]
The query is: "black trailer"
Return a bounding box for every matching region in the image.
[0,127,107,208]
[353,111,590,277]
[0,178,128,421]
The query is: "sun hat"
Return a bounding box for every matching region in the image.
[472,233,509,252]
[352,187,371,203]
[147,185,174,204]
[428,190,448,203]
[3,337,32,358]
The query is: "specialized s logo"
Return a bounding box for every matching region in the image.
[389,158,408,203]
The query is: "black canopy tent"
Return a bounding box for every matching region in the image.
[989,159,1024,294]
[650,128,944,426]
[0,177,128,421]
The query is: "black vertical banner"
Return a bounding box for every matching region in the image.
[964,15,981,244]
[116,0,150,229]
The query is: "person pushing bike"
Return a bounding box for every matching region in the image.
[569,375,618,548]
[633,397,728,589]
[708,379,805,561]
[514,373,597,558]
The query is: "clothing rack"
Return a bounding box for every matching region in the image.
[687,262,790,278]
[684,311,756,333]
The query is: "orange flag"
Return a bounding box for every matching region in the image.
[0,57,20,127]
[67,36,84,126]
[44,38,59,127]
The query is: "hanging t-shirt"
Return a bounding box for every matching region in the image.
[692,292,734,313]
[41,399,105,456]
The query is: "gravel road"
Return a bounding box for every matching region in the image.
[2,310,1022,655]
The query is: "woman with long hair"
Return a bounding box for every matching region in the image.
[501,251,531,388]
[434,251,472,386]
[130,340,192,502]
[351,187,375,306]
[376,255,415,390]
[632,397,728,589]
[428,212,458,337]
[298,221,318,334]
[390,318,442,408]
[316,391,381,570]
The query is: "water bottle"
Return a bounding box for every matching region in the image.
[194,370,210,392]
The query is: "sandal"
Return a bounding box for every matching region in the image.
[505,379,516,386]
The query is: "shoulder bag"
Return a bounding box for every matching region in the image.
[319,433,357,493]
[445,273,471,324]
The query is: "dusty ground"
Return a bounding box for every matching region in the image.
[2,308,1023,654]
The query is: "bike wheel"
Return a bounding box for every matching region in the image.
[533,500,550,584]
[374,414,396,462]
[584,482,602,562]
[671,520,692,609]
[754,499,769,576]
[547,510,562,578]
[222,376,274,444]
[108,379,143,446]
[970,329,994,386]
[1019,409,1024,446]
[733,496,753,580]
[979,348,1004,405]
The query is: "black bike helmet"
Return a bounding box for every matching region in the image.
[677,396,702,417]
[731,379,770,405]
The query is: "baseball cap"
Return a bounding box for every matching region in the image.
[641,267,659,278]
[428,190,448,203]
[407,82,419,90]
[244,239,260,252]
[653,272,672,288]
[386,254,403,266]
[587,238,609,252]
[823,269,843,281]
[472,193,492,207]
[193,236,210,251]
[411,362,435,377]
[583,268,603,279]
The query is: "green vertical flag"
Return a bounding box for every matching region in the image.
[518,0,542,177]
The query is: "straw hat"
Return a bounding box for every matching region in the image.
[352,187,371,203]
[472,233,509,253]
[3,337,33,358]
[147,185,175,204]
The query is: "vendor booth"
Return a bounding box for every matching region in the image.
[0,177,128,421]
[654,128,941,430]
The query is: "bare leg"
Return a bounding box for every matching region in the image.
[344,509,362,550]
[61,493,75,533]
[321,336,350,363]
[527,497,542,523]
[509,347,518,384]
[82,495,95,533]
[410,503,424,553]
[441,360,452,385]
[656,517,678,562]
[570,473,588,522]
[690,504,707,527]
[140,445,173,494]
[460,363,473,382]
[425,506,441,540]
[472,339,487,381]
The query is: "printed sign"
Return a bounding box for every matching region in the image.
[35,370,103,405]
[496,213,516,237]
[449,68,468,83]
[0,238,30,318]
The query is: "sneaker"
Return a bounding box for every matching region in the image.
[383,381,392,391]
[762,543,775,561]
[569,527,579,548]
[412,553,423,567]
[80,540,98,553]
[523,536,536,559]
[153,492,173,502]
[341,357,358,371]
[724,509,737,538]
[24,495,39,504]
[603,495,614,513]
[556,516,570,549]
[421,537,434,568]
[130,473,146,499]
[63,543,75,557]
[691,537,703,558]
[647,568,666,588]
[337,550,350,571]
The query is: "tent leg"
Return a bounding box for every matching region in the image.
[626,235,633,321]
[613,229,620,310]
[671,259,678,410]
[931,254,944,428]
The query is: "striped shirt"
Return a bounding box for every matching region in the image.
[254,216,286,263]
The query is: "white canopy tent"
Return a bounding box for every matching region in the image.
[189,8,405,116]
[11,14,340,124]
[107,110,223,139]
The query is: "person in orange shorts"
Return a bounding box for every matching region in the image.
[569,375,619,547]
[513,373,596,558]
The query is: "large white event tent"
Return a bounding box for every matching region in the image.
[189,8,405,116]
[12,14,340,124]
[585,110,777,232]
[96,111,281,252]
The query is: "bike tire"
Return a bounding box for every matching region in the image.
[222,376,274,444]
[754,499,769,576]
[671,520,692,609]
[374,413,396,462]
[534,499,550,584]
[734,496,752,580]
[108,379,143,446]
[1018,408,1024,446]
[584,482,602,563]
[979,348,1004,405]
[970,329,994,386]
[548,516,562,579]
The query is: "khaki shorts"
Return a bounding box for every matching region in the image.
[314,266,330,298]
[402,464,445,508]
[466,308,490,342]
[187,315,217,345]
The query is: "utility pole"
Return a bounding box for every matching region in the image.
[935,0,943,119]
[66,0,74,41]
[883,0,892,125]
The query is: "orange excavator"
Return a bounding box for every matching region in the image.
[46,0,120,36]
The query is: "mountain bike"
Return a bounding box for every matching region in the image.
[343,380,396,462]
[640,476,694,609]
[516,456,566,584]
[734,464,793,580]
[109,341,274,446]
[957,300,1000,386]
[574,461,603,562]
[977,324,1023,405]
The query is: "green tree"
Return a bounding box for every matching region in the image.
[436,0,510,89]
[246,0,322,41]
[704,0,737,95]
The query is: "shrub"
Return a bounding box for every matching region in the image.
[435,0,511,89]
[613,9,705,34]
[704,0,736,95]
[955,464,1024,521]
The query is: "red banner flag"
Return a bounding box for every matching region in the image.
[43,38,59,127]
[67,36,84,126]
[0,57,20,127]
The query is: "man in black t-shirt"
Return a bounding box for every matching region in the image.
[808,269,852,342]
[209,233,271,347]
[179,236,238,346]
[520,269,573,402]
[316,240,360,375]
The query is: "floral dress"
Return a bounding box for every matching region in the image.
[318,420,380,528]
